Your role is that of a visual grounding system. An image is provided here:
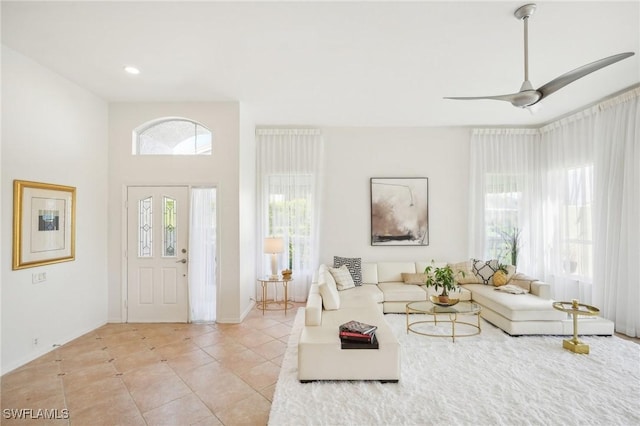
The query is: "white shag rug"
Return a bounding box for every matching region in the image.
[269,308,640,426]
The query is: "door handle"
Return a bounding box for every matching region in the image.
[176,259,187,264]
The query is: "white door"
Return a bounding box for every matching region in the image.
[127,186,189,322]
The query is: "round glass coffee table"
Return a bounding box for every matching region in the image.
[406,300,482,342]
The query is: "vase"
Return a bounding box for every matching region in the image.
[438,289,449,304]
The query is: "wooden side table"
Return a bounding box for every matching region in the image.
[552,299,600,354]
[257,276,293,315]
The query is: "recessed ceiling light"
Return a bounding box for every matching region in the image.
[124,66,140,75]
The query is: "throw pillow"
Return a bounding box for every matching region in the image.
[448,260,482,284]
[329,265,356,291]
[401,272,428,285]
[472,259,499,285]
[494,284,529,294]
[333,256,362,286]
[493,265,517,287]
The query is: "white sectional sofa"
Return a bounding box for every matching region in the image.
[297,260,614,382]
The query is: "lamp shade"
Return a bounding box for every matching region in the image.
[264,237,284,254]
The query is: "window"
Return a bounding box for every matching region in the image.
[558,165,594,277]
[484,173,522,265]
[133,118,212,155]
[266,175,313,270]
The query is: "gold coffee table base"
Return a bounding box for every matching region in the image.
[552,299,600,354]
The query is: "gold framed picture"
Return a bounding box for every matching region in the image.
[13,180,76,270]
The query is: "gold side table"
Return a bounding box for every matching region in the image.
[552,299,600,354]
[257,276,293,315]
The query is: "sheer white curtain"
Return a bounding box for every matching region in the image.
[468,129,541,276]
[256,129,324,302]
[592,88,640,337]
[188,188,217,322]
[470,87,640,337]
[538,111,596,303]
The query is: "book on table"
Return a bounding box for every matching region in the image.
[339,320,377,335]
[341,333,379,349]
[339,330,376,342]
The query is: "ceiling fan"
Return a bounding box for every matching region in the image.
[444,3,635,108]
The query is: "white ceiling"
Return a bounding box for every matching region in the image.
[2,1,638,127]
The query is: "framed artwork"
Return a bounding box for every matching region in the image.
[13,180,76,270]
[370,177,429,246]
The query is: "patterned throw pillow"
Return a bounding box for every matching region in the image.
[401,273,428,285]
[472,259,499,285]
[333,256,362,286]
[329,265,356,291]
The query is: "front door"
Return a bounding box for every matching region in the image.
[126,186,189,322]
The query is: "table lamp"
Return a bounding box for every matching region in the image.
[264,237,284,279]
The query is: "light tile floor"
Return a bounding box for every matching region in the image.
[1,303,304,426]
[2,304,638,426]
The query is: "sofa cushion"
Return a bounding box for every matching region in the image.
[377,262,416,283]
[472,259,499,285]
[333,256,362,286]
[378,282,428,302]
[361,263,378,284]
[463,284,566,321]
[318,265,340,310]
[339,284,384,308]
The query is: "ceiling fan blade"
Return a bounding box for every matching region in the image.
[537,52,635,99]
[445,88,542,108]
[444,94,521,102]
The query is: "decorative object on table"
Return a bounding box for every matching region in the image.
[552,299,601,354]
[370,177,428,246]
[13,180,76,270]
[281,269,292,280]
[429,295,460,306]
[424,263,462,304]
[264,236,284,279]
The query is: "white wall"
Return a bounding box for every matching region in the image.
[320,127,471,265]
[107,102,251,324]
[238,104,257,317]
[1,46,109,374]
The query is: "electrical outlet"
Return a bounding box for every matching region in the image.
[33,338,39,346]
[32,272,47,284]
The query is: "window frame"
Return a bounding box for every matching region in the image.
[132,117,212,156]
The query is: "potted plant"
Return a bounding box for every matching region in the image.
[423,264,462,303]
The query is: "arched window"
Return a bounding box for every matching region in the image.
[133,118,212,155]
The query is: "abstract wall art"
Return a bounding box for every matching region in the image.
[370,177,428,246]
